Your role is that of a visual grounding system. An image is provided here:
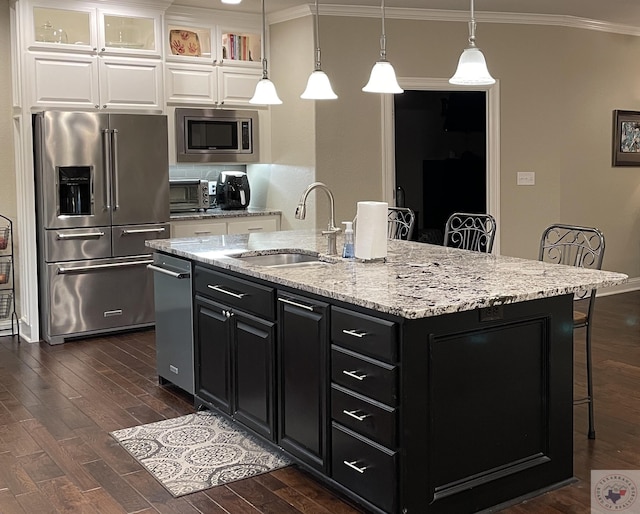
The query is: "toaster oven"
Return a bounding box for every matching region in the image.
[169,179,210,212]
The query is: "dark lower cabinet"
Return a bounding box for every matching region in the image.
[189,262,575,514]
[194,296,232,414]
[194,294,275,440]
[332,423,397,514]
[233,311,276,439]
[277,293,329,471]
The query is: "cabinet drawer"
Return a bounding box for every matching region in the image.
[331,346,397,406]
[331,423,397,514]
[170,220,227,238]
[227,217,278,234]
[331,306,398,362]
[331,384,396,449]
[195,266,275,320]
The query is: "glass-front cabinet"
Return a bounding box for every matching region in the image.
[164,12,263,106]
[25,1,164,110]
[29,3,162,57]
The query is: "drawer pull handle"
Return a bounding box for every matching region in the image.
[207,284,247,299]
[278,297,314,311]
[343,460,368,474]
[56,231,105,240]
[342,370,367,381]
[342,409,370,422]
[342,329,367,338]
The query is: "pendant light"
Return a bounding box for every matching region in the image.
[362,0,403,94]
[250,0,282,105]
[301,0,337,100]
[449,0,495,85]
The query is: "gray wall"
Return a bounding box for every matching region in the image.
[269,13,640,277]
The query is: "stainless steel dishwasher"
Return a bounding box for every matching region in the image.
[148,253,194,394]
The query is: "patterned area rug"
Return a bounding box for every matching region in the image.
[110,410,292,497]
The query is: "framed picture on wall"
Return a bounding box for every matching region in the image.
[613,110,640,166]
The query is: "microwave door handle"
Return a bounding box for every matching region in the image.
[111,129,119,211]
[102,129,111,210]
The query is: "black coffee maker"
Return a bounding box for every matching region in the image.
[216,171,251,210]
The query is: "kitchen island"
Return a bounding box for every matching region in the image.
[147,230,627,514]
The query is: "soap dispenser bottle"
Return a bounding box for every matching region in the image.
[342,221,355,258]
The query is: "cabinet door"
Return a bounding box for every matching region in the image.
[29,53,99,109]
[277,292,329,471]
[194,296,232,414]
[99,56,163,110]
[165,63,218,105]
[218,67,262,106]
[98,10,161,57]
[233,311,276,440]
[30,5,96,51]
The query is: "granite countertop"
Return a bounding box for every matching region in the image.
[146,229,628,319]
[170,208,281,221]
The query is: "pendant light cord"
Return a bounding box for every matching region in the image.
[314,0,321,70]
[468,0,477,47]
[379,0,387,61]
[260,0,269,78]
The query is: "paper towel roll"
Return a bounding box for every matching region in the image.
[355,201,388,260]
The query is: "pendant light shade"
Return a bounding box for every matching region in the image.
[449,0,495,86]
[449,46,494,85]
[301,0,337,100]
[250,0,282,105]
[363,0,403,94]
[363,60,403,93]
[250,78,282,104]
[301,70,337,99]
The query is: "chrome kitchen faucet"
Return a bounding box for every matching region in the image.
[295,182,341,255]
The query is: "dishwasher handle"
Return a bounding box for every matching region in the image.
[147,264,191,279]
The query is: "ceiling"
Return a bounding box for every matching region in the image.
[171,0,640,27]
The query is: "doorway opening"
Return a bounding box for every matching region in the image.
[383,78,500,253]
[394,90,487,244]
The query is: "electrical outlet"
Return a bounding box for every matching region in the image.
[517,171,535,186]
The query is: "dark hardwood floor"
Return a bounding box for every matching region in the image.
[0,291,639,513]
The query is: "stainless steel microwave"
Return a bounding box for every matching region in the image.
[176,108,259,163]
[169,179,210,212]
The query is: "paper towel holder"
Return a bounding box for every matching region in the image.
[351,213,388,263]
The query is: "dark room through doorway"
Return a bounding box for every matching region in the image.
[394,90,487,244]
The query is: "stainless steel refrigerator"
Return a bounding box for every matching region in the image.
[33,111,170,344]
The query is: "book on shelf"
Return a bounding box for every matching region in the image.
[222,33,256,61]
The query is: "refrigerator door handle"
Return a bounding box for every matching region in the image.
[102,129,112,210]
[121,227,166,235]
[111,128,120,211]
[57,258,153,275]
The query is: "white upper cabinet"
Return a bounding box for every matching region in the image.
[163,8,263,107]
[29,3,162,57]
[24,1,164,110]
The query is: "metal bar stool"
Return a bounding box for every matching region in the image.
[443,212,497,253]
[539,223,605,439]
[388,207,416,240]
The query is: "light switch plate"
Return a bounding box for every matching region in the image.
[517,171,535,186]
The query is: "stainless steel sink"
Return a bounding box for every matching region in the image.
[236,252,327,267]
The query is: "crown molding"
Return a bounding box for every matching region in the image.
[269,4,640,37]
[167,4,261,26]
